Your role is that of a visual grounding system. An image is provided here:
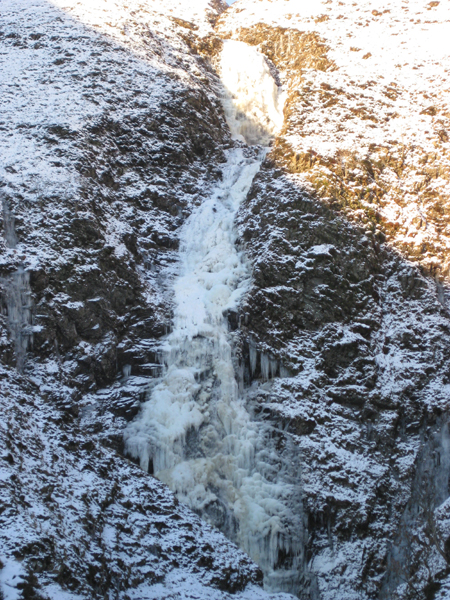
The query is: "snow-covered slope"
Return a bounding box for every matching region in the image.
[0,0,290,598]
[217,0,450,282]
[216,2,450,599]
[2,0,450,599]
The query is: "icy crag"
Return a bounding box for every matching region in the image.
[1,0,450,599]
[218,1,450,599]
[125,38,302,593]
[0,0,289,598]
[125,146,305,594]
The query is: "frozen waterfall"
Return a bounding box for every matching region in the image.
[125,40,303,594]
[220,40,286,146]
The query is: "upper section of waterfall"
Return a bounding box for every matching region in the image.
[220,40,285,146]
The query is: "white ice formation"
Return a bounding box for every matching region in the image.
[125,41,302,593]
[220,40,286,146]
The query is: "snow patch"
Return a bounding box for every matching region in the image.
[0,558,26,600]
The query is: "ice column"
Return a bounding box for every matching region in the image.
[5,268,33,371]
[1,196,33,370]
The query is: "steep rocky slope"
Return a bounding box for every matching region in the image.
[1,0,450,599]
[1,0,229,394]
[215,1,450,599]
[0,1,290,599]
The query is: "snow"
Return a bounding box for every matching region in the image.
[50,0,221,40]
[129,570,295,600]
[220,0,449,155]
[0,559,26,600]
[0,359,291,600]
[214,3,450,597]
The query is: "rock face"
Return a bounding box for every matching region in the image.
[0,1,282,599]
[1,0,450,599]
[216,1,450,599]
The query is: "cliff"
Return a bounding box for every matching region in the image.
[1,0,450,599]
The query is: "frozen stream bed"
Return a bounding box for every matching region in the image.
[125,40,302,594]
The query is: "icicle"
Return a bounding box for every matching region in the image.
[261,353,270,381]
[269,357,278,379]
[249,344,258,376]
[4,267,33,371]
